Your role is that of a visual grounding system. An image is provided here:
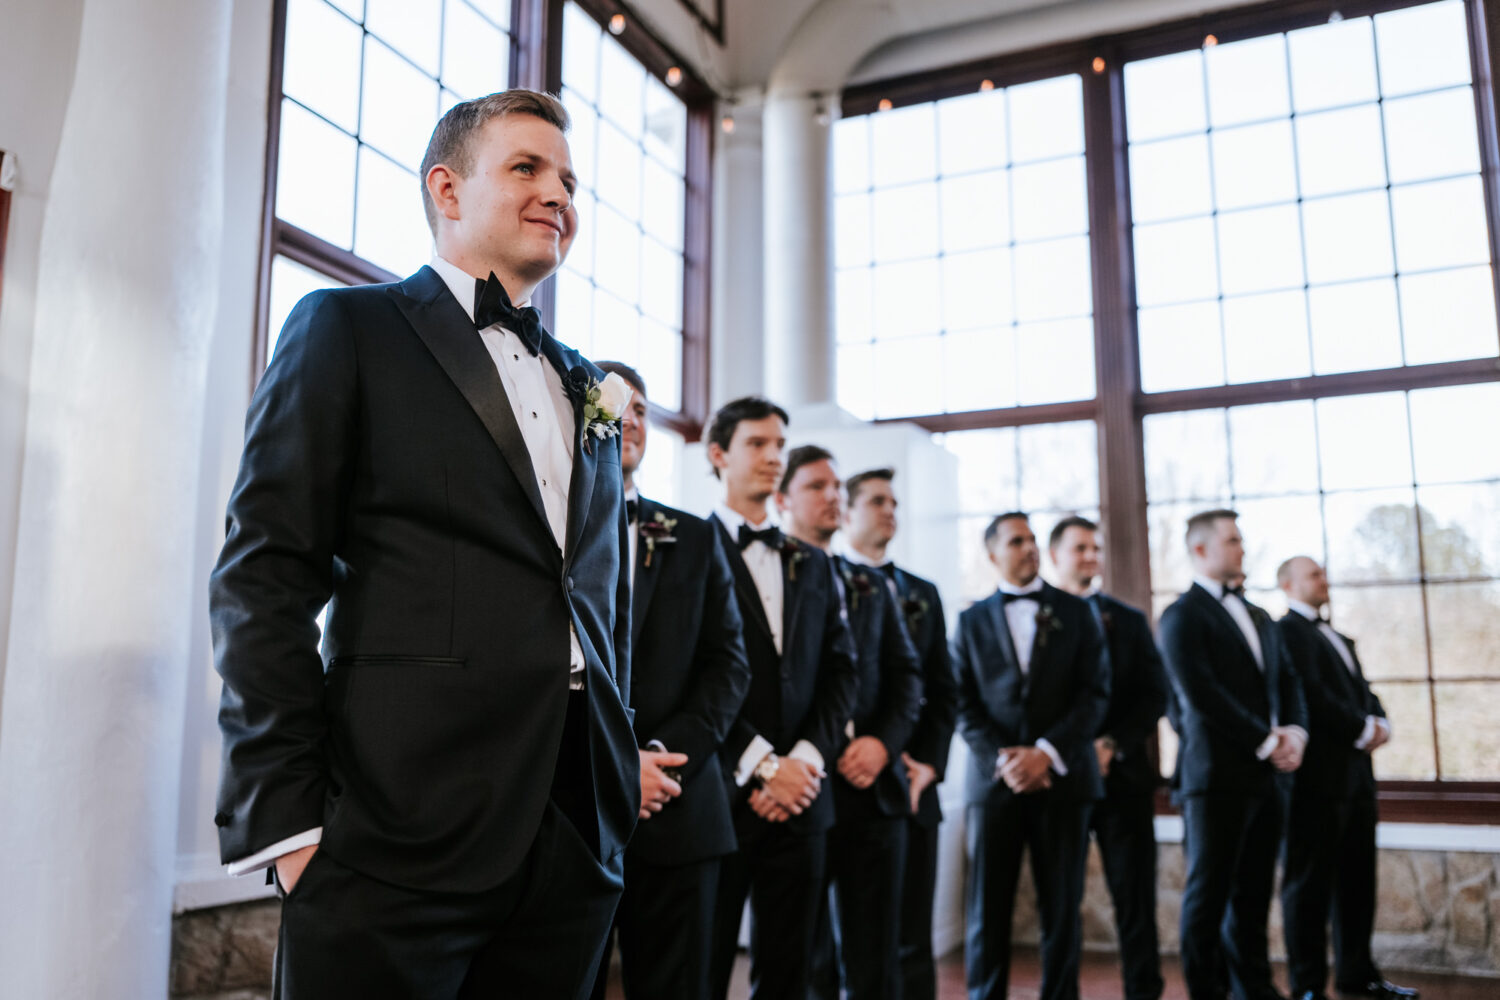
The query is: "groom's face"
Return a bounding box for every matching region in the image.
[454,113,579,286]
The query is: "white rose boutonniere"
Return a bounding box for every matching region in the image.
[567,367,632,452]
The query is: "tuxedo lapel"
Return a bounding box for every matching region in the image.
[1191,584,1260,669]
[985,593,1025,697]
[713,516,775,643]
[540,336,597,563]
[781,544,806,659]
[630,498,663,645]
[389,267,551,541]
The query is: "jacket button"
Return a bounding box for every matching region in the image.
[566,576,575,592]
[213,811,231,827]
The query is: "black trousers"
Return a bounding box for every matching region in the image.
[1179,791,1282,1000]
[272,690,622,1000]
[709,818,827,1000]
[898,818,942,1000]
[591,852,721,1000]
[964,796,1091,1000]
[1091,791,1164,1000]
[809,815,908,1000]
[1281,792,1381,995]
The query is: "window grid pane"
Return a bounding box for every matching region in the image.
[834,75,1096,420]
[555,1,686,411]
[1127,0,1498,395]
[276,0,513,276]
[1144,382,1500,780]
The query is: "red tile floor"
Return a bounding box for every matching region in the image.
[604,947,1496,999]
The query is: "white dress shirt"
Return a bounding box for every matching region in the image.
[713,505,825,786]
[227,256,586,878]
[1287,599,1390,751]
[1193,576,1304,761]
[625,486,639,589]
[994,576,1067,777]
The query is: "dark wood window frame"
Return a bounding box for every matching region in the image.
[257,0,714,440]
[844,0,1500,823]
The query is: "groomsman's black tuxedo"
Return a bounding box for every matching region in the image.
[1158,582,1308,1000]
[210,266,640,998]
[952,582,1109,1000]
[886,564,958,1000]
[593,497,752,1000]
[707,520,859,1000]
[810,556,923,1000]
[1087,592,1168,1000]
[1278,608,1388,998]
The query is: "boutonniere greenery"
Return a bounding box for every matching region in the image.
[782,539,809,582]
[1034,603,1066,651]
[564,367,632,452]
[639,511,677,568]
[840,565,877,612]
[1100,609,1114,633]
[902,595,930,632]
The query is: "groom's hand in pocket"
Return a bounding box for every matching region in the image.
[275,844,319,894]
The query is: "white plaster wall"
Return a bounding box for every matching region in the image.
[0,0,87,729]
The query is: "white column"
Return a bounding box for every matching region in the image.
[711,99,765,404]
[762,93,836,408]
[0,0,230,996]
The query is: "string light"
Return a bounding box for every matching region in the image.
[1092,57,1106,74]
[665,66,683,87]
[877,98,893,111]
[609,13,626,35]
[978,79,995,92]
[721,115,735,134]
[1203,33,1219,47]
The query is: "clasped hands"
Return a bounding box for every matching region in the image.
[639,748,691,819]
[1267,726,1307,773]
[994,745,1053,794]
[748,756,824,823]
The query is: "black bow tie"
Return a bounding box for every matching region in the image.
[626,499,639,524]
[1000,589,1039,605]
[876,562,897,579]
[1224,584,1246,600]
[738,525,784,551]
[474,272,544,356]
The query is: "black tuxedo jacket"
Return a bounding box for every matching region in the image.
[951,583,1109,806]
[1158,583,1308,798]
[210,266,640,892]
[886,564,956,827]
[627,497,751,864]
[832,556,923,821]
[1091,593,1169,797]
[711,518,859,834]
[1278,610,1384,800]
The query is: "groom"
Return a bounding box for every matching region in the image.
[210,89,640,998]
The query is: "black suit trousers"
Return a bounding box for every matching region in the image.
[809,814,908,1000]
[273,695,621,999]
[710,813,827,1000]
[899,816,942,1000]
[1179,791,1282,1000]
[1281,792,1381,994]
[1091,791,1164,1000]
[591,852,721,1000]
[964,795,1091,1000]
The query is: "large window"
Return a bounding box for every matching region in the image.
[839,0,1500,814]
[260,0,713,435]
[833,77,1096,421]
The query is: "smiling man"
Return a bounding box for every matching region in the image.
[210,90,640,999]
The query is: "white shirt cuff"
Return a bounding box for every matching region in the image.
[1377,717,1391,740]
[734,735,775,788]
[1035,738,1067,776]
[1356,715,1378,750]
[225,827,322,877]
[1283,725,1308,751]
[788,740,825,775]
[1256,731,1280,760]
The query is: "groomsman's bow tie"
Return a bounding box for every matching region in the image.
[738,525,784,551]
[999,590,1039,605]
[626,499,639,524]
[876,562,897,579]
[474,272,544,355]
[1224,584,1246,599]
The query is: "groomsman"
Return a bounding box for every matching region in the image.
[1276,556,1416,1000]
[842,467,958,1000]
[778,447,923,1000]
[952,513,1109,1000]
[1049,516,1167,1000]
[589,363,751,1000]
[1158,510,1308,1000]
[703,398,858,1000]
